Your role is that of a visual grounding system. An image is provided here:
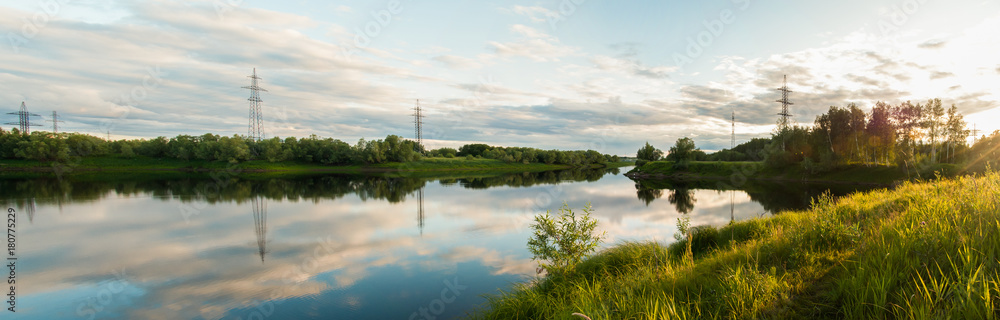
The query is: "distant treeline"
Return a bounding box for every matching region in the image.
[0,129,619,166]
[0,167,614,205]
[643,98,1000,172]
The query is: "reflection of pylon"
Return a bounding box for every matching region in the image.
[417,188,425,236]
[6,102,41,133]
[26,199,36,224]
[252,195,267,263]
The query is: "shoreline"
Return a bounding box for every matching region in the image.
[0,158,632,177]
[624,160,962,186]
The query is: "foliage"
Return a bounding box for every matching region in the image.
[689,98,980,171]
[636,141,663,162]
[527,203,606,277]
[667,137,699,168]
[475,171,1000,319]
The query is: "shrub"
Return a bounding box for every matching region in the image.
[527,203,605,277]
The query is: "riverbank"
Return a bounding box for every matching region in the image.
[625,160,962,185]
[0,155,632,178]
[472,171,1000,319]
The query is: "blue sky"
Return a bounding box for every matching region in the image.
[2,0,999,154]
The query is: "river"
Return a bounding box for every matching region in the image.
[2,167,879,319]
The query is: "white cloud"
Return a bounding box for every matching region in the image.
[509,5,558,23]
[432,55,482,70]
[488,24,576,62]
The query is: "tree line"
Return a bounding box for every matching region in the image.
[0,129,619,166]
[637,98,1000,172]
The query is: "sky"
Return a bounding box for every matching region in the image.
[1,0,999,155]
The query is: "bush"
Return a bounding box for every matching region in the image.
[527,203,605,277]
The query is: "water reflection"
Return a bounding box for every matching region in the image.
[668,186,696,215]
[253,194,268,263]
[633,178,882,215]
[2,168,883,319]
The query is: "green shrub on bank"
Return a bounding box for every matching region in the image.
[472,171,1000,319]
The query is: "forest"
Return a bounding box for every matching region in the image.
[0,130,619,167]
[640,98,999,173]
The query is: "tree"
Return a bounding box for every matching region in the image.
[892,101,923,160]
[943,104,968,163]
[866,102,896,165]
[636,141,663,165]
[457,143,491,157]
[922,98,945,161]
[667,137,698,168]
[527,203,605,277]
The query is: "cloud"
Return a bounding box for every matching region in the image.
[591,55,676,79]
[488,24,576,62]
[509,5,558,23]
[917,39,947,49]
[432,55,482,70]
[930,71,955,80]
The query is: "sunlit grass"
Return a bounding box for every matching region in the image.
[470,171,1000,319]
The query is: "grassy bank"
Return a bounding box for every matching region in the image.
[0,156,631,178]
[626,160,962,185]
[473,171,1000,319]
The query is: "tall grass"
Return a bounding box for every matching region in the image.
[470,171,1000,319]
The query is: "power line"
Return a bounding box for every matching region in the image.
[6,101,41,134]
[243,68,268,142]
[731,110,735,150]
[413,99,425,150]
[970,123,981,145]
[775,75,794,149]
[49,110,64,133]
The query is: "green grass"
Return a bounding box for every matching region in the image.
[627,161,961,184]
[471,171,1000,319]
[0,155,631,178]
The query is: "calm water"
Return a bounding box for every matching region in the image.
[2,168,879,319]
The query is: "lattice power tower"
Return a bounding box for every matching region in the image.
[775,75,794,149]
[243,68,267,142]
[6,102,40,133]
[49,111,64,133]
[412,99,425,150]
[731,110,736,150]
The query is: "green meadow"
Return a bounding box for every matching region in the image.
[472,171,1000,319]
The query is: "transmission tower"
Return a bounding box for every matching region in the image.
[49,111,64,133]
[775,75,794,149]
[6,102,41,134]
[243,68,267,142]
[412,99,425,150]
[731,110,736,150]
[970,123,981,144]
